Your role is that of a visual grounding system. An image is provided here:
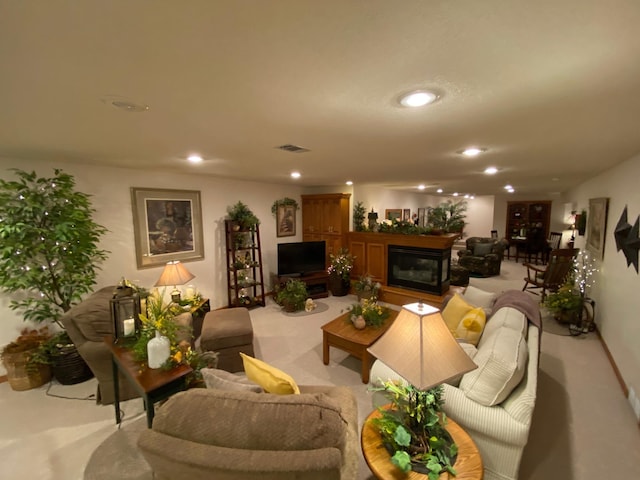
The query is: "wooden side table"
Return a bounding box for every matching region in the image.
[361,407,483,479]
[105,336,193,428]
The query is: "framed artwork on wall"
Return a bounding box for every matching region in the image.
[418,208,426,227]
[276,204,296,237]
[385,209,402,221]
[586,197,609,260]
[131,188,204,269]
[403,209,411,221]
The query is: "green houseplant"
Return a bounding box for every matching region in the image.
[271,197,299,216]
[0,327,53,391]
[371,381,457,478]
[353,274,381,301]
[353,201,367,232]
[274,278,309,312]
[544,282,583,324]
[227,201,260,229]
[0,168,108,386]
[427,200,468,234]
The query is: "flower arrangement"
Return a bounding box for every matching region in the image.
[131,294,182,362]
[327,248,355,281]
[370,381,457,477]
[544,283,583,316]
[354,274,381,299]
[350,298,390,327]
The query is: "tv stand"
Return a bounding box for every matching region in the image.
[276,272,329,299]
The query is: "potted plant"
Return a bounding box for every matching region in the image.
[544,282,583,324]
[348,298,390,328]
[353,274,381,301]
[370,381,457,476]
[427,199,468,234]
[274,278,309,312]
[227,201,260,230]
[1,327,53,391]
[353,201,367,232]
[271,197,299,217]
[0,169,108,385]
[327,248,355,296]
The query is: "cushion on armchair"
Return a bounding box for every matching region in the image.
[473,242,494,256]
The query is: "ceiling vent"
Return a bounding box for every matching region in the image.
[276,144,310,153]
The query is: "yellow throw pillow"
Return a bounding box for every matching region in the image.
[240,353,300,395]
[442,293,475,334]
[454,307,487,346]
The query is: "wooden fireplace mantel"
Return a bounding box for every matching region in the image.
[346,232,459,307]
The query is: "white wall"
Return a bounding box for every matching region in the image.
[0,157,304,369]
[563,153,640,409]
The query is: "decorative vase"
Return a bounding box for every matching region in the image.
[329,274,350,297]
[352,315,366,330]
[147,330,170,369]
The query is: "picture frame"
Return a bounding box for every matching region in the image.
[276,204,296,237]
[131,188,204,269]
[403,209,411,221]
[586,197,609,260]
[418,208,426,227]
[385,209,402,221]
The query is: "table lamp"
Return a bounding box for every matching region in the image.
[155,260,195,303]
[367,301,477,390]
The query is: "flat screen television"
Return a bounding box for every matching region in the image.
[277,241,326,277]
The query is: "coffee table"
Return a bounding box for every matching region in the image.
[105,336,193,428]
[321,309,398,383]
[361,406,484,479]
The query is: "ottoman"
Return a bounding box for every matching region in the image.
[198,308,254,372]
[450,264,470,287]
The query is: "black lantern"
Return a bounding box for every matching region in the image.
[110,286,141,343]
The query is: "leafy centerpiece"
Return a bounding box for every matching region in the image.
[349,298,390,328]
[327,248,354,296]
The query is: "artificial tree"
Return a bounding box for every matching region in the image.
[427,199,468,234]
[0,169,109,325]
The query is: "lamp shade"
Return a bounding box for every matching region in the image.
[367,302,477,390]
[155,260,195,287]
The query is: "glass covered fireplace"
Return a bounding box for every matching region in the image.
[387,245,450,295]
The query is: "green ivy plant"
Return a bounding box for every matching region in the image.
[0,169,108,326]
[271,197,299,216]
[370,381,457,479]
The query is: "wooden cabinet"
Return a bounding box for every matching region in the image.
[506,201,552,239]
[302,193,351,262]
[224,220,265,309]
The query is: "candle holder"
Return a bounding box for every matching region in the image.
[110,286,141,343]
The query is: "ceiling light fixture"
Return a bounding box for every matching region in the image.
[460,147,487,157]
[346,181,353,186]
[290,171,301,179]
[437,188,443,193]
[100,95,149,113]
[484,166,498,175]
[418,184,426,190]
[187,155,203,163]
[453,192,459,197]
[398,90,439,108]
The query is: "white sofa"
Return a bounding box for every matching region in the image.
[370,289,540,480]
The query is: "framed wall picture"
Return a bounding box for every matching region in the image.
[418,208,426,227]
[131,188,204,269]
[276,204,296,237]
[385,209,402,221]
[586,197,609,260]
[403,209,411,221]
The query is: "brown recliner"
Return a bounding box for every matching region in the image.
[457,237,506,277]
[61,285,192,405]
[138,386,359,480]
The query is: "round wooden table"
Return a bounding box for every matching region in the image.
[361,407,484,479]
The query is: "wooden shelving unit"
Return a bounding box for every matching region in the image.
[224,220,265,309]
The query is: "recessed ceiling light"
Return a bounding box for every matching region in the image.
[290,171,301,179]
[507,188,515,193]
[504,184,513,190]
[437,188,443,193]
[453,192,459,197]
[484,166,498,175]
[346,180,353,186]
[398,90,439,107]
[470,195,475,199]
[460,147,487,157]
[187,155,203,163]
[418,184,426,190]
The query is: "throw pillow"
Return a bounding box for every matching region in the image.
[459,327,528,406]
[454,307,487,346]
[462,285,498,316]
[442,293,475,334]
[200,367,263,393]
[473,242,494,256]
[240,353,300,394]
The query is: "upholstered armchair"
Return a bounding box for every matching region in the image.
[457,237,506,277]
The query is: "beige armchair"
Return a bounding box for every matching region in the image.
[138,386,359,480]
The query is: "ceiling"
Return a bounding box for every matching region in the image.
[1,1,640,197]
